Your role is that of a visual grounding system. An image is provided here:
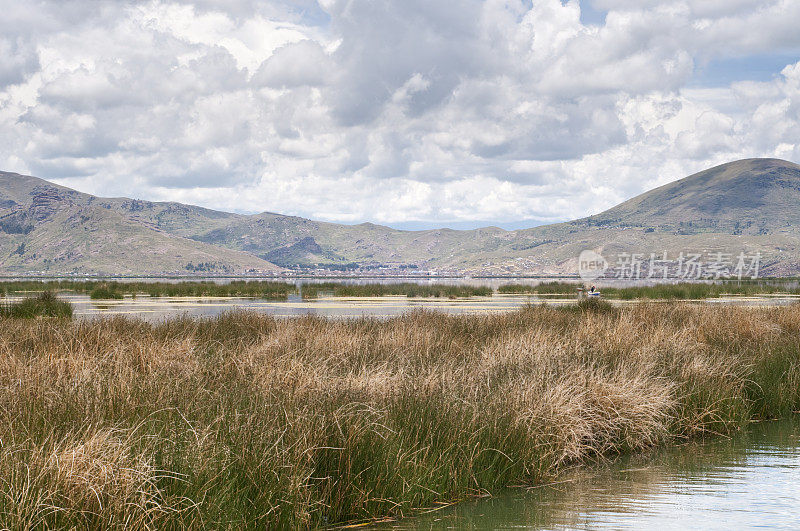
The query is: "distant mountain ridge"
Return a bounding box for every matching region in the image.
[2,158,800,276]
[578,158,800,234]
[0,172,276,275]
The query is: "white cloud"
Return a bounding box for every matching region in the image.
[0,0,799,226]
[252,40,331,88]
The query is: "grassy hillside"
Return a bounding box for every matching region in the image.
[0,171,240,236]
[190,213,517,269]
[2,158,800,275]
[0,173,279,275]
[573,158,800,234]
[169,159,800,275]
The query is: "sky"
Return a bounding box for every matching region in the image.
[1,0,799,230]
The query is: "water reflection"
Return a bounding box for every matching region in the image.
[70,293,800,321]
[1,290,798,321]
[383,418,800,530]
[11,293,555,321]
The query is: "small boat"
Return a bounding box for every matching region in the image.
[577,287,601,299]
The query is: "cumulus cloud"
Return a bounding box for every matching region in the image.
[0,38,39,89]
[0,0,799,226]
[252,40,331,88]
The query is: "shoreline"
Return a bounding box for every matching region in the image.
[2,273,799,281]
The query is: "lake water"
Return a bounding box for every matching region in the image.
[379,417,800,530]
[2,277,799,320]
[3,292,799,321]
[22,293,560,320]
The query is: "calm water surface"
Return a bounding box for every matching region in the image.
[48,293,545,320]
[380,418,800,530]
[3,277,799,320]
[4,292,798,321]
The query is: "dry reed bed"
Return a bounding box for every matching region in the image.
[1,304,799,528]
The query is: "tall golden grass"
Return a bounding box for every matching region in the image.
[1,303,799,528]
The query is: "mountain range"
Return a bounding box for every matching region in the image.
[1,158,799,276]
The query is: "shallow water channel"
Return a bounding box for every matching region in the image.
[3,277,799,320]
[378,417,800,530]
[4,291,799,321]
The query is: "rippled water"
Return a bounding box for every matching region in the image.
[382,418,800,530]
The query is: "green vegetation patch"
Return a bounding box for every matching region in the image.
[0,291,73,319]
[301,282,493,299]
[0,280,494,301]
[603,281,800,300]
[0,280,295,300]
[498,281,800,299]
[498,281,580,294]
[90,286,124,300]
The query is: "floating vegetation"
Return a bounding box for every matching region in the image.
[0,280,295,300]
[498,280,800,299]
[0,280,494,301]
[301,282,493,299]
[498,281,580,294]
[603,282,800,300]
[0,291,73,319]
[89,285,124,300]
